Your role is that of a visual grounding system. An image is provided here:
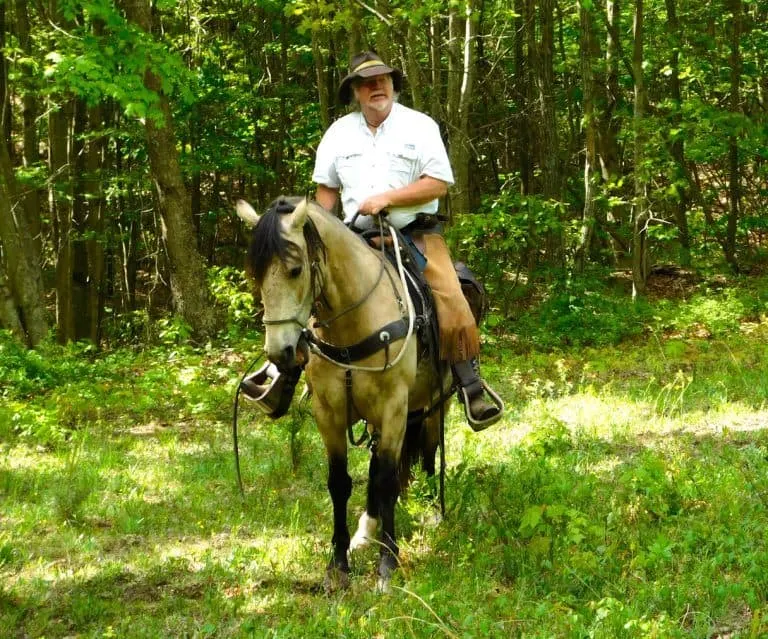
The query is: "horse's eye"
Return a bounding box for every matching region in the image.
[288,266,303,279]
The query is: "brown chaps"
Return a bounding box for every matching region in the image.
[414,232,480,364]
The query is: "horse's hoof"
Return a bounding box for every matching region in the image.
[350,513,378,551]
[376,575,392,594]
[376,552,398,594]
[323,567,350,593]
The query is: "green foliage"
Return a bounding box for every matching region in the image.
[207,266,259,336]
[512,274,655,349]
[655,281,767,337]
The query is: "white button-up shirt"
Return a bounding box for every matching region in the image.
[312,102,454,230]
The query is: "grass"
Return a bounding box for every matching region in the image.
[2,280,768,638]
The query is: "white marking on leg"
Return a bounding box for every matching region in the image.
[350,512,378,550]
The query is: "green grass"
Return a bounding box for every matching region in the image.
[2,285,768,638]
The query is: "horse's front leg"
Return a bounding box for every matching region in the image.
[326,452,352,587]
[314,401,352,591]
[371,399,408,592]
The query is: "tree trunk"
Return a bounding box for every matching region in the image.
[536,0,563,267]
[403,20,424,112]
[513,0,531,197]
[0,261,24,340]
[312,27,331,130]
[600,0,628,262]
[49,99,75,343]
[0,140,48,346]
[374,0,393,63]
[725,0,741,272]
[347,0,364,55]
[446,0,477,217]
[429,15,444,122]
[72,98,91,340]
[122,0,217,338]
[664,0,691,267]
[0,0,11,158]
[86,105,106,344]
[575,0,601,272]
[631,0,650,298]
[14,0,42,252]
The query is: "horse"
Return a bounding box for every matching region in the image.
[236,196,451,592]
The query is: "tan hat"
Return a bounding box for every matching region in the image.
[338,51,403,105]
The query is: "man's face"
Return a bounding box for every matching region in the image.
[352,74,394,114]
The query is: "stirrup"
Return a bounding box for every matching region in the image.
[459,380,504,431]
[240,362,301,419]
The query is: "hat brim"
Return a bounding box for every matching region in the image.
[338,66,403,105]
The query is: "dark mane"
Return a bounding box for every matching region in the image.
[246,197,325,284]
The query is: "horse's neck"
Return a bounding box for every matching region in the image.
[310,211,403,339]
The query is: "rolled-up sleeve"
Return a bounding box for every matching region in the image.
[419,119,454,186]
[312,129,340,188]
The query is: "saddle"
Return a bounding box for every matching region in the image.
[358,225,487,361]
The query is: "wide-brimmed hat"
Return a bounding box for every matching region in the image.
[338,51,403,105]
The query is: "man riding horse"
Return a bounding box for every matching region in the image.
[313,51,501,429]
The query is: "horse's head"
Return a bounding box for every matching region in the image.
[236,197,324,371]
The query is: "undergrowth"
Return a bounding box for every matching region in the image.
[2,276,768,637]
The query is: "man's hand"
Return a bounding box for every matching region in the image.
[358,193,392,216]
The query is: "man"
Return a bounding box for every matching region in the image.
[312,51,501,430]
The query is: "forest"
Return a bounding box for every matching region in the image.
[2,0,768,637]
[0,0,766,344]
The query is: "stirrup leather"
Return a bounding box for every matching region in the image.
[459,380,505,431]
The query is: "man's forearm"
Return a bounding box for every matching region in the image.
[383,176,448,209]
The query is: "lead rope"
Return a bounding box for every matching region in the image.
[232,352,266,499]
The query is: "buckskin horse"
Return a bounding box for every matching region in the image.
[237,196,453,592]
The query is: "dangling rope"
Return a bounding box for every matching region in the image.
[232,352,265,499]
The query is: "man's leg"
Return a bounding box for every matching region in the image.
[418,233,502,429]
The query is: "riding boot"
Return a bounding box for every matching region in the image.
[452,359,502,431]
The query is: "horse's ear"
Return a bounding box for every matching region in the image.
[235,200,260,227]
[287,198,309,231]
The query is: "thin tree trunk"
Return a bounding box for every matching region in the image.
[631,0,650,298]
[600,0,627,262]
[725,0,741,271]
[664,0,691,267]
[514,0,531,197]
[429,16,443,122]
[49,99,75,342]
[446,0,477,217]
[403,20,424,112]
[536,0,563,267]
[347,0,364,55]
[374,0,393,63]
[0,0,11,158]
[86,105,106,344]
[575,0,601,272]
[72,98,91,340]
[312,27,331,130]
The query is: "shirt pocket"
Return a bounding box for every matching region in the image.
[335,151,364,187]
[388,146,418,182]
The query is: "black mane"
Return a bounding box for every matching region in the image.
[246,197,325,284]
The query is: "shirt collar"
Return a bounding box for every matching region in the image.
[358,102,399,135]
